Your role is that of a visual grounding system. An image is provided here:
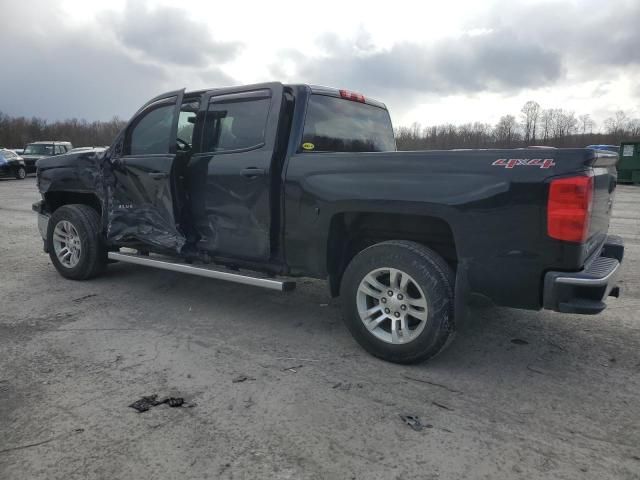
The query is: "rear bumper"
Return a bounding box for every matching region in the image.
[543,235,624,314]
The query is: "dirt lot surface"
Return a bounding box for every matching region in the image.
[1,177,639,480]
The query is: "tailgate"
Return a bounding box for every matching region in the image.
[586,152,618,257]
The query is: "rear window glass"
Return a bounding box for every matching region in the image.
[301,94,396,153]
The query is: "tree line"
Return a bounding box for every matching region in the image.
[1,100,639,151]
[0,112,126,149]
[395,101,640,150]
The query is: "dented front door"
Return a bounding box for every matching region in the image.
[105,89,185,251]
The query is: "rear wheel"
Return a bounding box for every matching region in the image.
[14,166,26,180]
[47,204,106,280]
[340,240,456,364]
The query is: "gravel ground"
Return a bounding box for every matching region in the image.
[1,177,639,480]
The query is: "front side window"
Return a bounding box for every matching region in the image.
[202,90,271,153]
[301,94,396,153]
[127,103,175,155]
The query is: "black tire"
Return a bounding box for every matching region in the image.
[47,204,107,280]
[14,166,26,180]
[340,240,456,364]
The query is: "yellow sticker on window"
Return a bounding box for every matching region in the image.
[302,142,315,150]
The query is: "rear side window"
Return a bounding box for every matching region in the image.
[301,94,396,153]
[202,90,271,153]
[127,103,175,155]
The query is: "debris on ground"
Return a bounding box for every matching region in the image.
[129,394,193,413]
[399,414,432,431]
[402,375,462,394]
[511,338,529,345]
[332,382,352,391]
[232,375,255,383]
[275,357,319,362]
[431,401,453,411]
[526,364,549,375]
[282,364,303,373]
[72,293,97,303]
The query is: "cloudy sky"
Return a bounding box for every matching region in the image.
[1,0,638,128]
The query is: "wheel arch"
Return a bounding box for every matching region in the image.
[326,211,458,297]
[43,191,102,216]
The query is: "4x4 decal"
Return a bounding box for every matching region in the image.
[492,158,556,169]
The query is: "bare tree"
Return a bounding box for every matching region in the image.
[539,109,554,143]
[628,118,640,138]
[494,115,519,147]
[520,100,540,144]
[604,111,628,136]
[579,114,595,135]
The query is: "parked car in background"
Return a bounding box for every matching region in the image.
[587,145,619,153]
[0,149,27,179]
[22,141,73,173]
[11,148,24,155]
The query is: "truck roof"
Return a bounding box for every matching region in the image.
[28,141,72,145]
[185,83,387,110]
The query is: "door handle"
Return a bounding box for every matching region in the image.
[149,172,169,179]
[240,167,266,178]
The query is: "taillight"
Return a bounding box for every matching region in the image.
[547,174,594,242]
[339,89,365,103]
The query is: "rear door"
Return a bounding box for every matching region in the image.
[106,89,185,251]
[188,83,284,260]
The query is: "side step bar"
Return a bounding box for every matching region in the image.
[108,252,296,292]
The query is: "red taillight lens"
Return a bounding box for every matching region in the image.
[547,174,594,242]
[339,89,365,103]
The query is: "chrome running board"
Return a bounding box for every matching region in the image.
[108,252,295,292]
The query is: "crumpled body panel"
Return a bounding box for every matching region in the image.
[100,154,185,252]
[105,202,185,251]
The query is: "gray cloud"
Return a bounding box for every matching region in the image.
[102,1,241,67]
[278,0,639,101]
[481,0,640,69]
[0,0,237,120]
[295,32,563,98]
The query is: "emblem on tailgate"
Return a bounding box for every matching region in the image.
[492,158,556,169]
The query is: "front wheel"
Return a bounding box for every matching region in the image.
[47,204,107,280]
[340,240,456,364]
[14,166,26,180]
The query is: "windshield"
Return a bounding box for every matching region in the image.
[24,144,54,155]
[301,94,396,153]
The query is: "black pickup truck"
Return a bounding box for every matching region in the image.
[33,82,624,364]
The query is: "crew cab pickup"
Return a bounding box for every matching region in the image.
[32,82,624,364]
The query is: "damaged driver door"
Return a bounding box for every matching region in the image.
[106,90,185,251]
